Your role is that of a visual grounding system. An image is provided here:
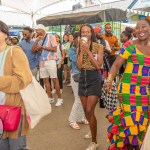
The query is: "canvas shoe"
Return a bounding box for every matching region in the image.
[86,142,98,150]
[49,97,55,104]
[84,131,92,139]
[55,99,63,106]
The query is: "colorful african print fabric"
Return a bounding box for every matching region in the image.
[107,41,150,150]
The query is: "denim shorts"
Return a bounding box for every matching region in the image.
[78,70,101,96]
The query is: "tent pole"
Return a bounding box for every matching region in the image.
[60,25,62,42]
[112,21,114,34]
[31,12,34,28]
[120,21,121,39]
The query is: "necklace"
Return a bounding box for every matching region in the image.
[0,45,8,70]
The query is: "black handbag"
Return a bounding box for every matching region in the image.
[73,73,80,82]
[101,81,118,110]
[99,52,118,110]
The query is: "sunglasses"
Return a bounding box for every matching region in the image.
[23,34,27,36]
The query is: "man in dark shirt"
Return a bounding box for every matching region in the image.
[102,23,120,67]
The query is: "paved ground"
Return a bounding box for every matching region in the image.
[27,85,110,150]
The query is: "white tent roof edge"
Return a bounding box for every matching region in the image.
[127,8,150,16]
[1,0,68,15]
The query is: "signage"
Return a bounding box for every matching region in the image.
[131,14,139,20]
[139,15,146,19]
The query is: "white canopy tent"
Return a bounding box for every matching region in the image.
[0,0,71,26]
[0,0,129,26]
[0,0,68,15]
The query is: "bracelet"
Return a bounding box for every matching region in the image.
[107,73,113,82]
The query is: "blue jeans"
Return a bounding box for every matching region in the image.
[0,117,28,150]
[0,136,28,150]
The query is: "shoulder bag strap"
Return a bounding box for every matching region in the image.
[41,33,48,46]
[39,33,48,58]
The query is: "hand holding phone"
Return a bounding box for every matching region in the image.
[93,54,98,60]
[81,36,87,44]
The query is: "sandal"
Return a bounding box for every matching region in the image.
[79,119,89,125]
[70,122,80,130]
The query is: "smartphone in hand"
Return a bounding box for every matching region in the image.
[81,36,87,44]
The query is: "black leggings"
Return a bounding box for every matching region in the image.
[57,64,64,89]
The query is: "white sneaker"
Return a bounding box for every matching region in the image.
[63,80,67,84]
[86,142,98,150]
[84,131,92,139]
[55,99,63,107]
[67,83,71,87]
[51,89,56,94]
[49,98,54,104]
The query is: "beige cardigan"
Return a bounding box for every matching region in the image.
[0,46,32,139]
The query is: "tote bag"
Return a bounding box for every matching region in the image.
[10,46,51,129]
[20,76,51,129]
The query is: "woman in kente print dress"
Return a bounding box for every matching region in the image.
[105,19,150,150]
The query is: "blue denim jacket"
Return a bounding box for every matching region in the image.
[69,47,80,74]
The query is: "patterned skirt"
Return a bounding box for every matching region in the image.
[106,105,150,150]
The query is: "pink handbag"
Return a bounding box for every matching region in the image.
[0,105,21,131]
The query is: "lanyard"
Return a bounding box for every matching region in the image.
[0,45,7,70]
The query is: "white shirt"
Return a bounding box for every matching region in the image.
[0,49,8,104]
